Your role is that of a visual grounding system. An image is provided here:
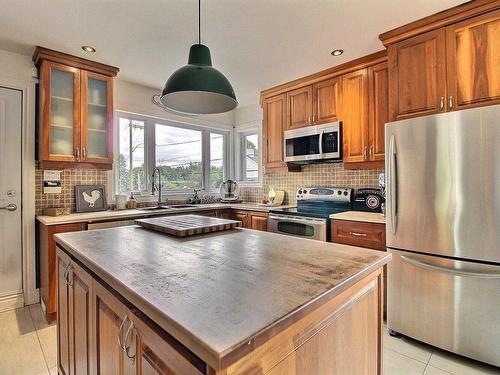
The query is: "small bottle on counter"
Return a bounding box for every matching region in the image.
[127,194,137,209]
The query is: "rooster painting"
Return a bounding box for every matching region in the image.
[82,190,101,208]
[75,185,107,213]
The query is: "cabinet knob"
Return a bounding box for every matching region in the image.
[449,96,453,110]
[439,97,444,111]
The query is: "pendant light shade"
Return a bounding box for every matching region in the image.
[158,0,237,115]
[160,44,237,114]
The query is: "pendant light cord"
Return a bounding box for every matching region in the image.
[198,0,201,44]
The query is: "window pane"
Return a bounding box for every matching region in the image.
[155,124,202,190]
[210,133,224,189]
[243,133,259,180]
[118,118,145,193]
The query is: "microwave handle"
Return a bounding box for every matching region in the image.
[319,131,324,155]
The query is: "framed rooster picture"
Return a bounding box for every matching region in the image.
[75,185,107,213]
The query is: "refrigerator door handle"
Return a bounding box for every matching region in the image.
[389,135,398,234]
[401,255,500,279]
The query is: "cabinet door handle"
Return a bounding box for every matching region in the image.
[82,147,86,160]
[439,97,444,111]
[312,114,316,124]
[124,321,136,362]
[76,147,80,161]
[369,146,373,160]
[364,146,368,160]
[448,96,453,110]
[118,315,129,350]
[307,116,311,125]
[349,231,367,237]
[63,262,71,283]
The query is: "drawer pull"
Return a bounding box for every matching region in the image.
[349,231,367,237]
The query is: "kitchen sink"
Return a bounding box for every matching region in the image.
[168,204,197,209]
[139,206,171,211]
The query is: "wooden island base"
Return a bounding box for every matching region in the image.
[57,245,383,375]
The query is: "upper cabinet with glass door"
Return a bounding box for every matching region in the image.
[33,47,119,169]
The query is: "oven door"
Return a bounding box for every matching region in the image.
[268,214,327,241]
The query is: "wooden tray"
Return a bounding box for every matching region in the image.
[135,214,240,237]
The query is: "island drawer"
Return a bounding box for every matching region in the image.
[331,220,386,251]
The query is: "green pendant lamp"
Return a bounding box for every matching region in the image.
[159,0,237,114]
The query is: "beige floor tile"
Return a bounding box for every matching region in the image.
[29,304,57,369]
[384,348,427,375]
[424,365,453,375]
[428,349,500,375]
[384,325,433,364]
[0,307,48,375]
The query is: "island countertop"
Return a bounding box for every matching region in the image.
[55,226,390,370]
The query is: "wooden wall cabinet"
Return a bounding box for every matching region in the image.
[262,94,287,171]
[382,4,500,121]
[313,77,342,125]
[33,47,118,169]
[286,86,313,129]
[446,9,500,110]
[342,63,388,166]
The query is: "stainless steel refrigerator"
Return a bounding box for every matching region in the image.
[385,105,500,367]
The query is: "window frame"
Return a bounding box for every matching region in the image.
[115,111,230,197]
[234,123,262,186]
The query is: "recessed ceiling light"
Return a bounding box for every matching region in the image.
[331,49,344,56]
[81,45,96,53]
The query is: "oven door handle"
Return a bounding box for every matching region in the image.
[268,214,327,225]
[319,131,324,155]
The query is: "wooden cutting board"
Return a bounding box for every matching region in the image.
[135,214,241,237]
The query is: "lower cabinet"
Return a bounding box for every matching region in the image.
[57,247,205,375]
[231,210,268,231]
[57,247,93,375]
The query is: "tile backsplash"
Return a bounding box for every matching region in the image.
[240,163,383,205]
[35,169,109,214]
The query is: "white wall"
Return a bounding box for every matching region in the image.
[233,103,261,128]
[114,79,234,129]
[0,49,36,81]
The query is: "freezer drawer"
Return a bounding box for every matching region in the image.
[387,249,500,367]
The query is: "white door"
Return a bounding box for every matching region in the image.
[0,87,22,309]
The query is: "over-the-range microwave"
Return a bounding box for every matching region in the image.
[284,122,342,164]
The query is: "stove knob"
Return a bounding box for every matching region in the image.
[343,191,348,196]
[298,189,303,194]
[337,190,342,195]
[303,190,307,194]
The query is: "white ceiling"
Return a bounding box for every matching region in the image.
[0,0,465,107]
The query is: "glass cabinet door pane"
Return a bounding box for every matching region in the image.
[86,77,108,158]
[50,69,74,156]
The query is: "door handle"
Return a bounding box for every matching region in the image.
[389,135,398,235]
[349,231,367,237]
[82,147,87,160]
[75,147,80,161]
[448,96,453,110]
[123,320,136,362]
[364,146,368,160]
[118,315,129,350]
[0,203,17,211]
[439,97,444,111]
[401,256,500,279]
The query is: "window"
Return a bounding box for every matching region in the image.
[155,124,203,190]
[117,118,145,193]
[236,129,260,183]
[116,113,228,195]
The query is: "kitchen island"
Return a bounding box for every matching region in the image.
[55,224,390,374]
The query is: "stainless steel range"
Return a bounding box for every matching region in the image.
[268,187,352,241]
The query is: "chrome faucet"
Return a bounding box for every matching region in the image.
[151,167,165,207]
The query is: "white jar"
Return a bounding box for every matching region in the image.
[115,194,128,210]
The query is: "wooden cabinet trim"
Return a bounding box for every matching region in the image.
[33,46,119,76]
[368,62,389,161]
[379,0,500,46]
[260,50,387,102]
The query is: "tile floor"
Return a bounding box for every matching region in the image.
[0,304,499,375]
